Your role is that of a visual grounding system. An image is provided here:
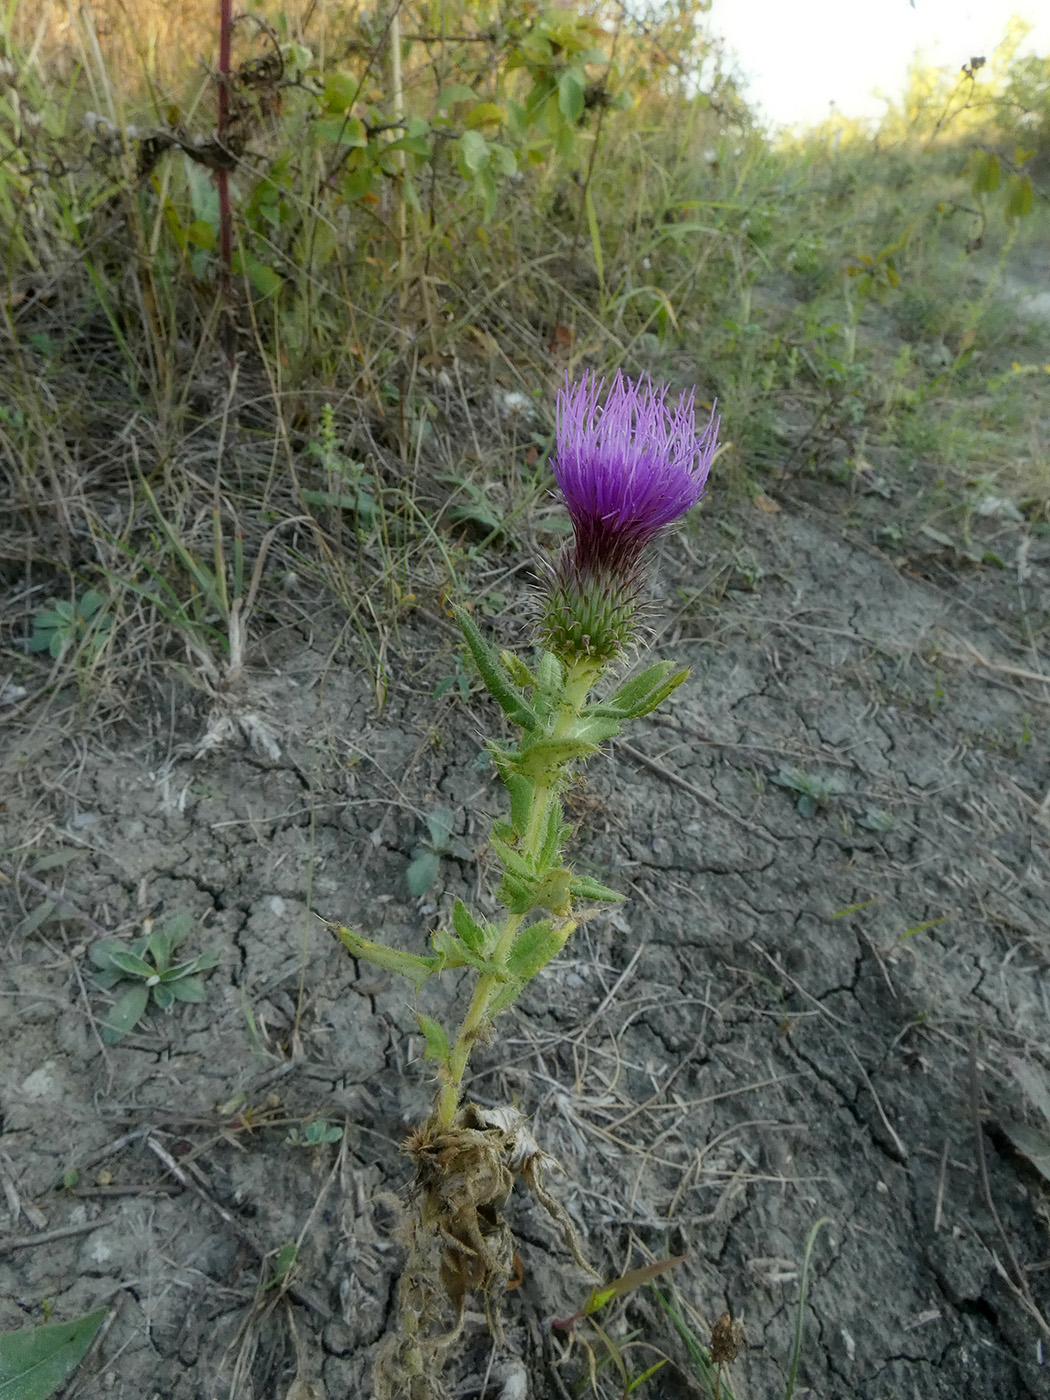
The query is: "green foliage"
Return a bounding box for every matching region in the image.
[0,1307,107,1400]
[407,807,470,897]
[771,768,846,818]
[284,1120,343,1148]
[28,590,112,661]
[90,912,220,1043]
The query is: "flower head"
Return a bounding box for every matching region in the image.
[553,370,719,577]
[539,371,719,663]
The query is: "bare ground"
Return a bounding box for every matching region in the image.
[3,421,1050,1400]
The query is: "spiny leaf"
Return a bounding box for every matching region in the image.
[451,898,489,955]
[622,667,690,718]
[332,925,442,993]
[416,1013,451,1065]
[569,874,624,903]
[606,661,676,712]
[505,919,570,981]
[453,607,538,730]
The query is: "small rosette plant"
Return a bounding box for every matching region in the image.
[330,370,718,1397]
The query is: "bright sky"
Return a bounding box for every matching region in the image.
[704,0,1050,131]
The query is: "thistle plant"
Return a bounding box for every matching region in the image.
[332,370,719,1397]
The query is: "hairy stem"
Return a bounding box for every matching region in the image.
[434,658,601,1128]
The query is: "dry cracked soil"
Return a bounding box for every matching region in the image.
[3,415,1050,1400]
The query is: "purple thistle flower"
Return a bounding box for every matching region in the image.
[539,370,719,663]
[553,370,719,578]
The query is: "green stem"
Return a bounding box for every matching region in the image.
[434,657,601,1128]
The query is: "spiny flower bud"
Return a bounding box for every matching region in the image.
[539,370,719,662]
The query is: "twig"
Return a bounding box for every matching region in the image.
[0,1221,101,1255]
[749,942,849,1027]
[145,1136,331,1320]
[847,1045,908,1161]
[942,633,1050,698]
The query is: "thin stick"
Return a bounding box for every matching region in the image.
[0,1221,101,1255]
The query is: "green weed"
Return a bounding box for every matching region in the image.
[90,911,220,1043]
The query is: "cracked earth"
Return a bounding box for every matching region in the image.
[2,464,1050,1398]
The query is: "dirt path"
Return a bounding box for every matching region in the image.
[3,465,1050,1398]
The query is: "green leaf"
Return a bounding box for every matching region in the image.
[506,919,572,981]
[972,150,1000,194]
[606,662,675,712]
[511,737,597,777]
[313,115,367,147]
[158,911,194,948]
[499,650,534,688]
[572,714,623,745]
[168,975,207,1003]
[186,219,216,250]
[49,632,65,660]
[152,982,175,1010]
[499,869,540,916]
[557,68,585,124]
[490,836,534,879]
[30,851,83,874]
[451,898,489,955]
[437,83,477,107]
[489,142,517,177]
[322,72,357,112]
[416,1013,450,1065]
[0,1306,108,1400]
[76,590,105,620]
[453,607,538,730]
[464,102,505,130]
[530,867,573,914]
[473,166,498,221]
[231,252,282,297]
[300,487,375,521]
[430,926,499,975]
[104,949,154,979]
[31,611,65,631]
[425,807,455,850]
[505,773,535,836]
[534,651,563,696]
[178,948,222,976]
[270,1242,298,1288]
[105,946,155,980]
[101,983,150,1042]
[569,874,624,903]
[458,129,489,174]
[1005,173,1033,221]
[89,940,126,971]
[623,667,690,718]
[407,850,441,896]
[332,925,442,993]
[17,902,58,938]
